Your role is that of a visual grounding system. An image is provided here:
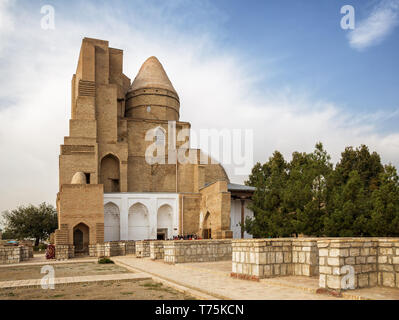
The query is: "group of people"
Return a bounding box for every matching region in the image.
[172,234,201,240]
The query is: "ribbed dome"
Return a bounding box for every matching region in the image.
[129,56,177,94]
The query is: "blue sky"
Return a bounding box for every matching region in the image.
[0,0,398,213]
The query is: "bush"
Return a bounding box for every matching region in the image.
[98,257,114,264]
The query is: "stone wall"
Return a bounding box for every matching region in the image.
[136,240,151,258]
[231,239,320,280]
[0,246,34,264]
[232,237,399,292]
[231,239,294,280]
[123,241,136,255]
[164,240,232,264]
[89,241,136,257]
[292,239,319,276]
[377,239,399,288]
[318,239,378,291]
[150,241,164,260]
[55,245,75,260]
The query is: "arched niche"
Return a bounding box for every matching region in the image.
[157,204,173,240]
[128,203,150,240]
[100,154,120,193]
[104,202,120,242]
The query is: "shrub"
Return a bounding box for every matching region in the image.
[98,257,114,264]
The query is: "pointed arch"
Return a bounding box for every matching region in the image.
[104,202,120,241]
[202,211,211,239]
[100,154,120,192]
[73,222,90,254]
[157,204,173,240]
[128,202,150,240]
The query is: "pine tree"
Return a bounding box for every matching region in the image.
[370,165,399,236]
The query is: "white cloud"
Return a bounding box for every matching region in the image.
[0,1,398,218]
[348,0,399,50]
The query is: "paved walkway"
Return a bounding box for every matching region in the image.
[113,257,337,300]
[0,255,97,268]
[114,257,399,300]
[0,272,151,289]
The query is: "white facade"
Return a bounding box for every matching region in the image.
[230,199,254,239]
[103,193,179,241]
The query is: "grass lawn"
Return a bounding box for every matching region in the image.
[0,262,129,281]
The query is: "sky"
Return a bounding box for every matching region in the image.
[0,0,398,217]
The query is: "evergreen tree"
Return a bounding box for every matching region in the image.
[245,151,293,237]
[324,171,371,236]
[292,143,332,236]
[370,165,399,236]
[245,143,398,238]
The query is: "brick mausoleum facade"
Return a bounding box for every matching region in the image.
[53,38,255,257]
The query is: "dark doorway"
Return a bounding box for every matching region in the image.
[100,154,120,193]
[157,228,167,240]
[73,223,89,255]
[203,228,211,239]
[73,229,83,251]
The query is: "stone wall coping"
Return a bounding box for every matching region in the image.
[166,240,232,244]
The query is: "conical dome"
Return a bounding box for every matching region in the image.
[129,56,177,94]
[125,56,180,121]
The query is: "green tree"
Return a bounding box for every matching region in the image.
[1,203,58,246]
[324,171,371,236]
[370,165,399,236]
[334,145,383,192]
[290,143,333,236]
[245,143,398,238]
[245,151,294,237]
